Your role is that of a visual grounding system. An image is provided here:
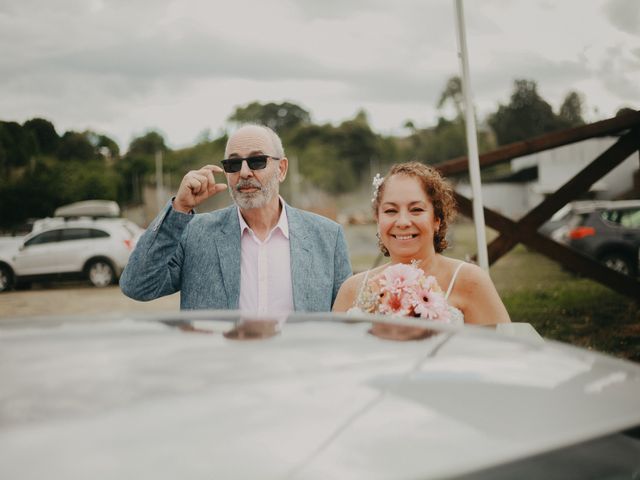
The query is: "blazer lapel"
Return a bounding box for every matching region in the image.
[287,205,313,310]
[214,207,241,309]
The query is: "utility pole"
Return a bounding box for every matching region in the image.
[155,150,164,212]
[454,0,489,271]
[289,154,300,207]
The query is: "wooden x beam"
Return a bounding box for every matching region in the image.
[449,127,640,299]
[454,194,640,299]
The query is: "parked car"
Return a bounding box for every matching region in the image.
[556,200,640,277]
[0,312,638,479]
[537,200,612,242]
[0,217,143,292]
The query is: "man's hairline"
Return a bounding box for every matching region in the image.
[225,124,285,159]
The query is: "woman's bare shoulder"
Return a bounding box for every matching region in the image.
[368,262,390,276]
[438,255,465,271]
[455,261,490,284]
[341,271,367,290]
[333,268,378,312]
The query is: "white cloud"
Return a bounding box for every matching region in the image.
[0,0,638,150]
[604,0,640,35]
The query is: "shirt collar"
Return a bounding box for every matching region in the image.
[237,196,289,239]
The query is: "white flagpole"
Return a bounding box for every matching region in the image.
[454,0,489,271]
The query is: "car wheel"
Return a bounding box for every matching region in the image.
[87,260,115,287]
[600,253,634,277]
[0,265,13,293]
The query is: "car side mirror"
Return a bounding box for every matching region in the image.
[18,244,25,251]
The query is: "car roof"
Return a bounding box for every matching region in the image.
[1,311,638,479]
[30,217,139,233]
[551,199,640,219]
[53,200,120,218]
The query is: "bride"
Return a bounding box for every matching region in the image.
[333,162,511,326]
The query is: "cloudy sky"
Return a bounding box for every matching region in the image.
[1,0,639,150]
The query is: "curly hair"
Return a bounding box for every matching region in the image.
[372,161,457,255]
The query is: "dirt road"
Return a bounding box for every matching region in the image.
[0,284,179,319]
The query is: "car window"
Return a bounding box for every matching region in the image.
[24,229,61,246]
[602,208,640,228]
[601,210,618,224]
[619,209,640,229]
[60,228,93,241]
[90,229,110,238]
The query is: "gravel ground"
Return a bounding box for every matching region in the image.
[0,283,180,320]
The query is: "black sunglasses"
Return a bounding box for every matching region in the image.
[221,155,280,173]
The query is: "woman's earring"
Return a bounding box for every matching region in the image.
[376,231,390,257]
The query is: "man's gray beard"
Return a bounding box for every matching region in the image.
[229,169,280,210]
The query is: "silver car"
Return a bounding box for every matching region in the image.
[0,218,142,292]
[1,312,638,479]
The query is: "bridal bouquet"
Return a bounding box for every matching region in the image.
[356,262,451,322]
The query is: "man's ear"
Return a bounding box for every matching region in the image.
[278,157,289,182]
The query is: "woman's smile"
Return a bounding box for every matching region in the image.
[392,233,418,240]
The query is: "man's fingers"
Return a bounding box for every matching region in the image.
[200,164,224,174]
[176,165,226,210]
[202,168,216,187]
[185,172,208,194]
[209,183,227,195]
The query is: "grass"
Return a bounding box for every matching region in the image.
[344,220,640,362]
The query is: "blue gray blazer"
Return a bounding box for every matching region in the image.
[120,202,352,312]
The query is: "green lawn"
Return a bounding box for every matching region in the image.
[345,221,640,362]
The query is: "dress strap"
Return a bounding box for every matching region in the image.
[354,269,372,308]
[445,262,465,300]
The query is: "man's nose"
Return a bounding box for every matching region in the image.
[239,160,254,178]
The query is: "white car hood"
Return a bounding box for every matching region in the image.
[0,314,639,479]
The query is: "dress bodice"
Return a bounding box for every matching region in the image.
[444,262,465,325]
[351,261,466,324]
[447,305,465,325]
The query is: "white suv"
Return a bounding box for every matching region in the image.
[0,218,143,292]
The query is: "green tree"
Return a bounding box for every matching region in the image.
[287,110,380,189]
[0,121,33,174]
[558,91,585,127]
[437,76,463,118]
[57,131,98,161]
[23,118,59,155]
[118,131,169,204]
[488,79,561,145]
[333,110,379,178]
[128,130,167,156]
[228,101,311,133]
[0,159,66,228]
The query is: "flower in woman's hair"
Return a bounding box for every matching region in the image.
[371,173,384,203]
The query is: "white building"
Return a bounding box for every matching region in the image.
[456,137,639,220]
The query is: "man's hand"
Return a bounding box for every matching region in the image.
[173,165,227,213]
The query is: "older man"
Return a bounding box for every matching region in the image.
[120,124,352,313]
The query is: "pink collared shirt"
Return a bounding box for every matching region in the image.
[237,201,294,315]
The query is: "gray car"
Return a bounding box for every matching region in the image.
[559,200,640,277]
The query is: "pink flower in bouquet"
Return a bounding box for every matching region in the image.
[378,289,415,316]
[361,262,451,322]
[415,286,451,321]
[380,263,422,294]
